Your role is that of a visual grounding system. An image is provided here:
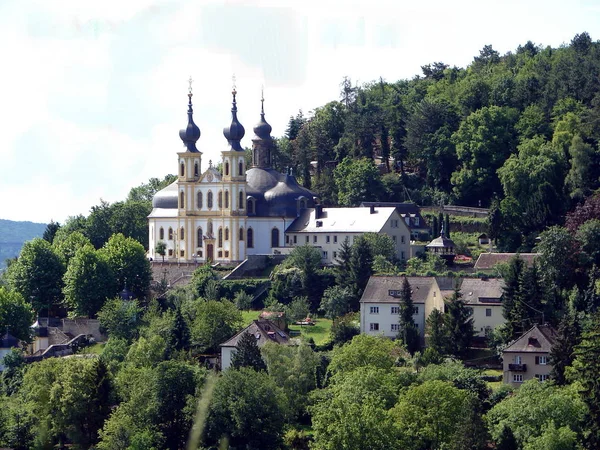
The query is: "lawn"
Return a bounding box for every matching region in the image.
[241,310,333,345]
[81,342,105,355]
[483,368,504,390]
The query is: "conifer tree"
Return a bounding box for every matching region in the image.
[551,312,581,386]
[398,277,420,354]
[335,237,353,288]
[231,332,267,372]
[349,236,373,309]
[502,255,525,340]
[444,287,475,359]
[169,308,190,352]
[426,309,446,355]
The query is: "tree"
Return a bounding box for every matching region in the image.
[99,233,151,300]
[537,226,580,292]
[155,241,167,263]
[565,192,600,232]
[205,367,287,450]
[0,288,34,342]
[231,332,267,371]
[63,244,117,317]
[502,255,526,340]
[334,157,382,206]
[168,307,190,353]
[97,297,142,341]
[42,221,60,244]
[398,277,420,354]
[349,236,373,307]
[576,219,600,267]
[335,237,353,288]
[444,288,475,359]
[52,231,92,266]
[330,313,360,345]
[362,232,396,262]
[319,285,353,319]
[190,299,242,353]
[285,296,310,323]
[426,309,446,355]
[7,238,65,315]
[328,334,398,380]
[565,134,595,200]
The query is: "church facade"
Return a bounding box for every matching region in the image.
[147,85,316,264]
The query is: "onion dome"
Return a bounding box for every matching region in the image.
[1,330,19,349]
[223,86,245,151]
[178,80,201,152]
[253,91,272,140]
[263,172,315,217]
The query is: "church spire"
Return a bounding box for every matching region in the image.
[178,77,201,152]
[222,75,246,151]
[252,87,273,168]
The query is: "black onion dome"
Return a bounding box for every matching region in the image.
[152,181,178,209]
[253,96,272,139]
[263,173,316,217]
[223,89,245,151]
[179,93,201,152]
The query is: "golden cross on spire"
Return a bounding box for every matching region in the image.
[261,85,265,114]
[232,74,237,95]
[188,76,193,95]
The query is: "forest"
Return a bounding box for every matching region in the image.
[1,33,600,449]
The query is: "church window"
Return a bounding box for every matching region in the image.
[197,228,203,247]
[180,191,185,209]
[197,192,203,209]
[168,249,173,256]
[225,191,229,208]
[194,162,199,177]
[247,228,254,248]
[168,227,173,240]
[238,161,243,176]
[247,197,256,215]
[239,191,244,209]
[180,250,185,257]
[218,228,223,247]
[239,227,244,241]
[225,227,229,241]
[218,191,223,209]
[180,162,185,177]
[207,220,213,236]
[159,227,164,240]
[180,227,185,240]
[271,228,280,248]
[225,161,230,176]
[207,191,213,209]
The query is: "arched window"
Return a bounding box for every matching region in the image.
[247,197,256,215]
[225,227,230,241]
[180,227,185,240]
[180,191,185,209]
[197,191,203,209]
[271,228,280,248]
[239,161,243,176]
[197,227,203,247]
[159,227,164,240]
[168,227,173,240]
[207,220,213,236]
[225,161,230,176]
[239,191,244,210]
[218,191,223,209]
[194,162,199,177]
[218,228,223,247]
[247,228,254,248]
[239,227,244,241]
[180,162,185,177]
[207,191,213,209]
[225,191,229,208]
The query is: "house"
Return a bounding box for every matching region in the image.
[0,331,19,371]
[360,202,429,241]
[220,320,293,370]
[474,253,539,272]
[359,276,449,340]
[503,324,557,386]
[426,228,456,264]
[460,278,506,337]
[478,233,490,246]
[286,205,412,264]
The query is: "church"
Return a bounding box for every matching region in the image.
[147,84,317,264]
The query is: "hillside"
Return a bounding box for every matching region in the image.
[0,218,46,270]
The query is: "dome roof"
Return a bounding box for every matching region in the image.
[178,93,201,152]
[152,181,178,209]
[253,96,272,140]
[263,173,315,217]
[223,89,245,151]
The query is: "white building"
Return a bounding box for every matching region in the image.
[286,205,413,264]
[460,278,505,337]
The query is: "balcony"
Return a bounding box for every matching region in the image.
[508,364,527,372]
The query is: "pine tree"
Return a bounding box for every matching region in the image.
[444,288,475,359]
[398,277,420,354]
[349,236,373,308]
[551,312,581,385]
[426,309,446,355]
[169,308,190,352]
[335,237,353,288]
[502,255,525,340]
[231,332,267,372]
[517,264,544,325]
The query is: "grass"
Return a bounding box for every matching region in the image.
[81,342,105,355]
[242,310,261,325]
[241,310,333,345]
[482,368,504,390]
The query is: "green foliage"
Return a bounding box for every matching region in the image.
[97,297,143,341]
[231,331,266,371]
[444,288,475,359]
[285,296,310,323]
[0,287,33,342]
[523,421,580,450]
[334,157,382,206]
[52,230,92,266]
[330,312,360,345]
[398,277,420,354]
[319,285,353,319]
[328,334,399,380]
[189,299,242,353]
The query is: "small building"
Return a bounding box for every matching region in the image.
[478,233,490,246]
[503,324,557,386]
[426,227,456,265]
[474,253,539,272]
[0,331,19,371]
[460,278,506,337]
[220,320,292,370]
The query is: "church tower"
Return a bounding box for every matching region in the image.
[218,82,248,261]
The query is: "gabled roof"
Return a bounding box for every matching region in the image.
[460,278,505,304]
[286,207,400,234]
[220,320,292,348]
[360,202,428,229]
[503,324,557,354]
[360,276,436,304]
[474,253,539,270]
[0,332,19,349]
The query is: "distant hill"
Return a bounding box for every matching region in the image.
[0,219,47,271]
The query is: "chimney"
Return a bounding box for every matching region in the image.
[370,205,376,214]
[315,204,323,220]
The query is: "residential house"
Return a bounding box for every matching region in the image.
[503,324,557,386]
[360,202,429,241]
[220,320,293,370]
[286,205,413,264]
[474,253,539,273]
[460,278,506,337]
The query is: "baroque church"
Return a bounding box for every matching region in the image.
[148,84,317,263]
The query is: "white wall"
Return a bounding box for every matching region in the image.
[468,304,505,337]
[221,346,236,370]
[360,301,425,339]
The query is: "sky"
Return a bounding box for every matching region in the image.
[2,0,600,224]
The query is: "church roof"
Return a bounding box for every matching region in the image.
[287,206,397,233]
[152,181,178,209]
